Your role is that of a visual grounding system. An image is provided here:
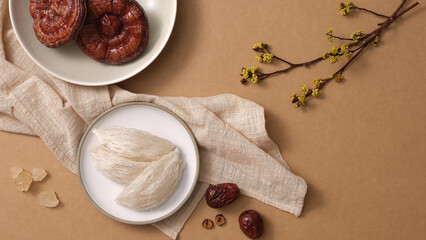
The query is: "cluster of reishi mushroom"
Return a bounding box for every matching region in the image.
[29,0,149,64]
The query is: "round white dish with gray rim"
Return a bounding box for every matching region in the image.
[77,102,199,224]
[9,0,177,86]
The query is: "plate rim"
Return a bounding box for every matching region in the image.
[77,102,200,225]
[8,0,177,86]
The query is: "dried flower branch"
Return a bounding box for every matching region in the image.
[240,1,420,108]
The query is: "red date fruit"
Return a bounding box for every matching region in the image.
[205,183,240,208]
[215,214,226,226]
[239,210,264,239]
[202,219,214,229]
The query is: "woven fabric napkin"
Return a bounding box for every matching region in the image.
[0,1,307,239]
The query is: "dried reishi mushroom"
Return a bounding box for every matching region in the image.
[32,168,47,182]
[13,171,33,192]
[215,214,226,226]
[239,210,264,239]
[11,167,23,179]
[29,0,86,48]
[76,0,149,64]
[38,191,60,207]
[205,183,240,208]
[202,219,214,229]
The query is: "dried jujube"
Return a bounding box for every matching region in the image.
[205,183,240,208]
[215,214,226,226]
[202,219,214,229]
[30,0,86,48]
[239,210,264,239]
[76,0,149,64]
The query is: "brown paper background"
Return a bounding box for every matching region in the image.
[1,0,425,239]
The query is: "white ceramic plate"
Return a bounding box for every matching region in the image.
[77,102,199,224]
[9,0,177,86]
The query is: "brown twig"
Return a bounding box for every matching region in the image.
[260,56,324,78]
[328,34,353,41]
[353,6,390,18]
[241,1,420,107]
[391,0,408,17]
[314,1,420,89]
[300,2,419,105]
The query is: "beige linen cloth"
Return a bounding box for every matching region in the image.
[0,1,307,239]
